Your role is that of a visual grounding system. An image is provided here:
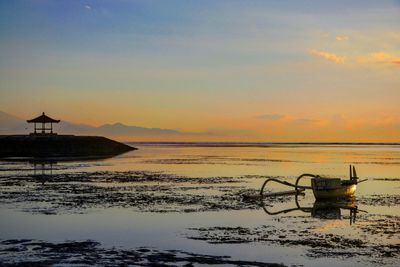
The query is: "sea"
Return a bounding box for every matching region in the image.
[0,143,399,266]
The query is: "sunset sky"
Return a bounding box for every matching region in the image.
[0,0,399,141]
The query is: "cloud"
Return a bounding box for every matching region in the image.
[84,5,92,10]
[255,114,284,120]
[368,52,390,61]
[330,114,346,126]
[356,52,400,66]
[336,35,349,41]
[309,49,345,64]
[293,118,320,125]
[204,128,257,136]
[309,49,399,67]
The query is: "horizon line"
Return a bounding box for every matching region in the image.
[126,141,400,146]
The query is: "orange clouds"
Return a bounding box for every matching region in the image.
[335,35,349,41]
[252,112,400,142]
[309,49,346,64]
[255,114,285,120]
[310,31,399,67]
[310,49,400,67]
[356,52,400,66]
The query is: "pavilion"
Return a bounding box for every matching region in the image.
[27,112,60,135]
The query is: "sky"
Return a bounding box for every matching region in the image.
[0,0,399,141]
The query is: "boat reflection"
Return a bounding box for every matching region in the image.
[262,194,362,225]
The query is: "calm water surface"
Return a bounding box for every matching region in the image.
[0,144,399,266]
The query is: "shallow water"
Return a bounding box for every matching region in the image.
[0,144,399,266]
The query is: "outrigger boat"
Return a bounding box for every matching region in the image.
[241,165,368,224]
[256,165,367,200]
[310,165,361,199]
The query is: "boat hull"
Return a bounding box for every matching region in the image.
[312,184,356,199]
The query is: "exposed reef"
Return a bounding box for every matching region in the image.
[0,170,262,214]
[0,239,287,266]
[186,214,400,265]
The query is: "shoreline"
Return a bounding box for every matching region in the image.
[127,141,400,147]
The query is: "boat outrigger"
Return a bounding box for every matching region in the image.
[257,165,367,200]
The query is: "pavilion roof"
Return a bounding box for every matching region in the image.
[27,112,60,123]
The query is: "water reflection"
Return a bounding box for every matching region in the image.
[26,155,119,184]
[262,195,362,225]
[311,200,359,225]
[31,160,55,185]
[0,144,398,267]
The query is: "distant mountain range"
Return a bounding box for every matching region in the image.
[0,111,23,131]
[0,111,181,137]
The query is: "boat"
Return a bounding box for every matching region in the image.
[308,165,361,199]
[311,177,356,199]
[257,165,367,200]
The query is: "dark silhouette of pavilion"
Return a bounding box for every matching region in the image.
[27,112,60,134]
[0,112,135,158]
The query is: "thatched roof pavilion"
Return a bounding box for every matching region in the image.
[27,112,60,134]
